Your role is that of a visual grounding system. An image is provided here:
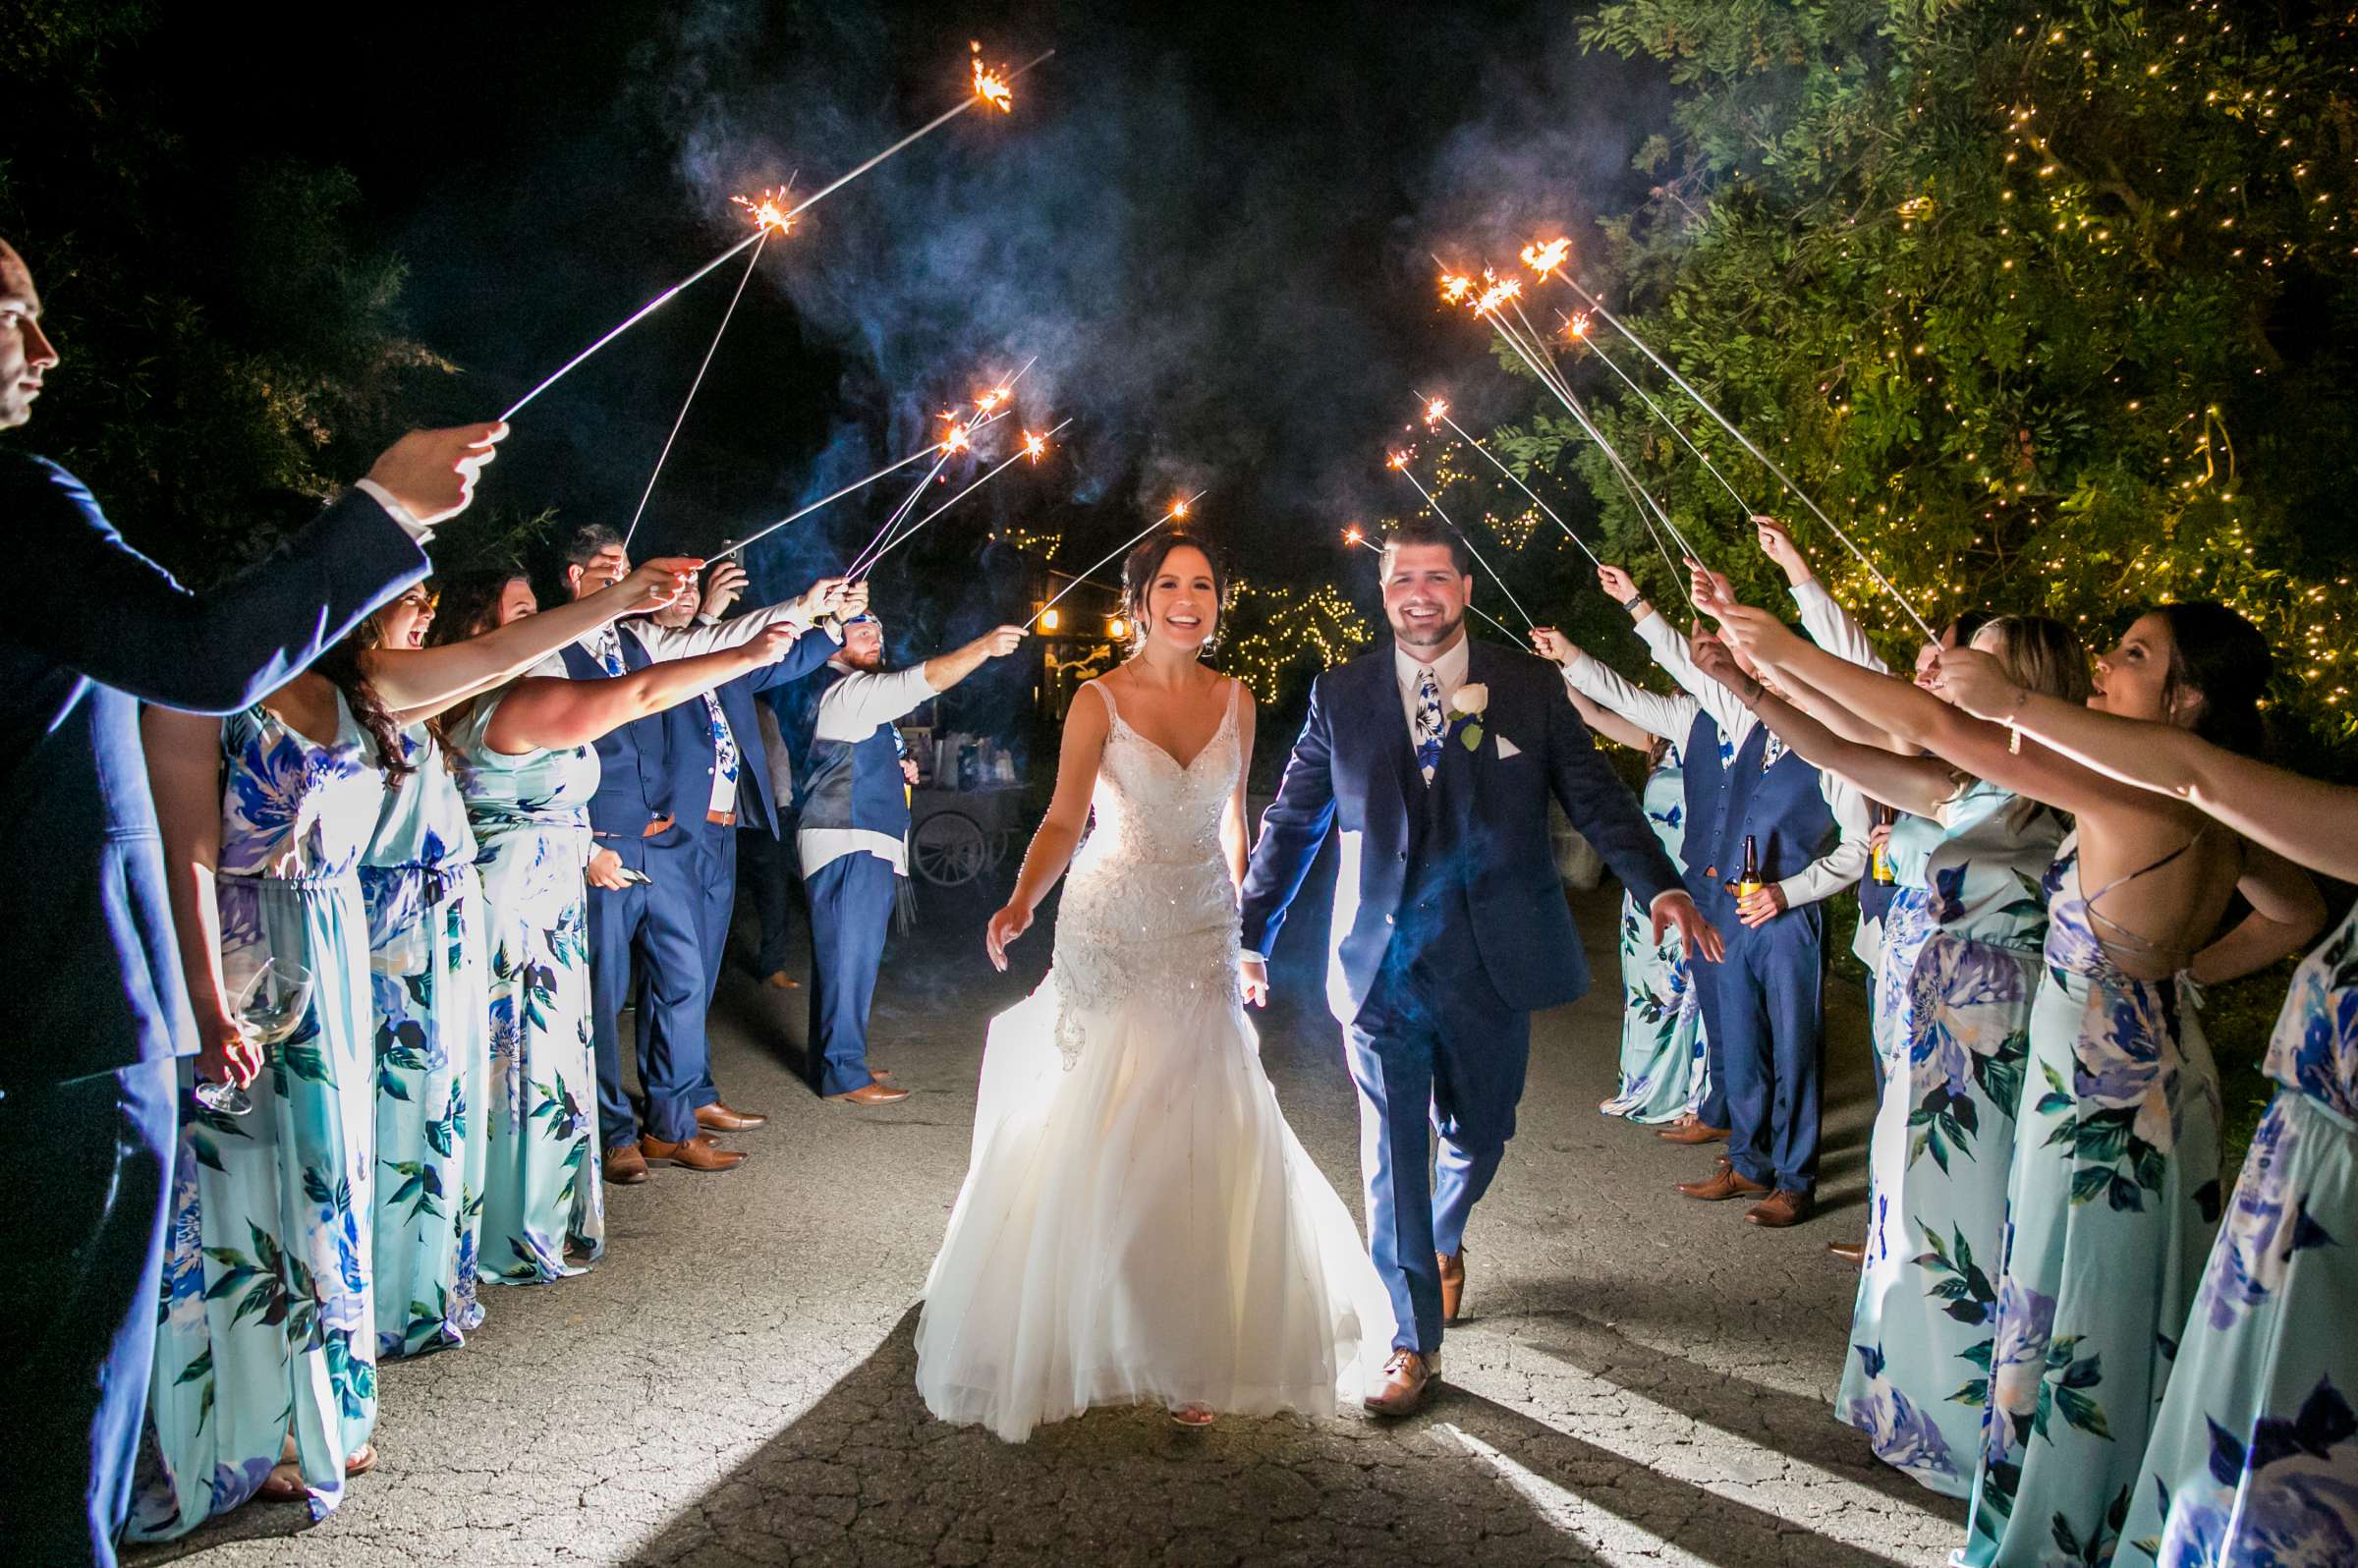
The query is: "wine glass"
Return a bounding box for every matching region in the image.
[193,958,315,1117]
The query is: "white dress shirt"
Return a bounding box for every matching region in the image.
[527,594,827,679]
[796,660,936,878]
[353,479,433,543]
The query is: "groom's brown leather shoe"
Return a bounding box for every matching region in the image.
[641,1134,745,1172]
[601,1144,649,1185]
[1365,1350,1436,1417]
[831,1080,910,1105]
[695,1100,767,1133]
[1437,1250,1467,1325]
[1746,1190,1814,1228]
[1675,1158,1768,1202]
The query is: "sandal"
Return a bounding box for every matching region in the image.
[345,1441,378,1478]
[1169,1404,1215,1429]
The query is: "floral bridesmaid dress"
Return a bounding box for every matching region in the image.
[2117,898,2358,1566]
[1838,783,2062,1498]
[1600,746,1708,1123]
[130,698,386,1537]
[1957,833,2224,1566]
[445,691,604,1283]
[361,723,490,1355]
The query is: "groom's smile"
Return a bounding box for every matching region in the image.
[1379,539,1471,653]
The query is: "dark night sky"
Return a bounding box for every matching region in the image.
[144,1,1670,618]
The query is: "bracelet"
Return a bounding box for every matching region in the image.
[2002,685,2029,754]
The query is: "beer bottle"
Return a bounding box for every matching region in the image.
[1733,834,1764,900]
[1871,805,1895,885]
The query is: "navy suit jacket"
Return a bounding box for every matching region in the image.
[1241,639,1684,1027]
[0,452,429,1092]
[663,628,836,838]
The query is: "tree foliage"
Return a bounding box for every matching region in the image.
[0,0,448,581]
[1486,0,2358,752]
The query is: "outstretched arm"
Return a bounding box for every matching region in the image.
[487,627,799,754]
[1533,624,1699,743]
[1564,683,1656,755]
[984,687,1114,971]
[1689,636,1960,819]
[1936,645,2358,884]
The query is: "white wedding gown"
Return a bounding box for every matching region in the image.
[915,679,1395,1440]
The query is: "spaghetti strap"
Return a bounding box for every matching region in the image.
[1086,680,1121,725]
[2081,822,2217,967]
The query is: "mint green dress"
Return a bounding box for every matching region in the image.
[1838,783,2062,1498]
[1958,833,2224,1566]
[131,698,385,1537]
[361,724,489,1355]
[2117,900,2358,1566]
[446,693,604,1284]
[1600,748,1709,1123]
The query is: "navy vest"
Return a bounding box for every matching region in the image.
[1708,722,1836,888]
[559,635,674,836]
[788,665,910,840]
[1680,708,1729,880]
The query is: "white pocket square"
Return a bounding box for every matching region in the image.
[1495,736,1523,758]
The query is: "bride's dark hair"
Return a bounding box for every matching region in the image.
[1120,529,1228,654]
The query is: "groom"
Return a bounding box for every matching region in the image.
[1240,521,1722,1414]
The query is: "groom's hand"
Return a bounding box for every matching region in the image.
[1651,890,1725,964]
[1240,958,1269,1008]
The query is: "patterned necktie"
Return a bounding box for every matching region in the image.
[1414,664,1444,784]
[593,628,626,678]
[703,694,739,788]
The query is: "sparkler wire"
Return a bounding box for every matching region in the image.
[849,356,1039,576]
[622,229,770,550]
[1413,393,1603,569]
[1388,462,1539,632]
[856,417,1072,578]
[1035,493,1206,623]
[709,440,947,564]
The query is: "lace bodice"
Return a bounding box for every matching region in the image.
[1047,679,1244,1064]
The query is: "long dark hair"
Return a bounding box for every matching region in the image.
[317,623,414,784]
[2151,600,2273,757]
[1120,529,1228,654]
[421,569,532,751]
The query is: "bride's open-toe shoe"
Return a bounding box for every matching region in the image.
[1169,1403,1215,1429]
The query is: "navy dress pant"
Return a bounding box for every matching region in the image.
[739,824,798,980]
[590,835,708,1148]
[803,853,897,1096]
[1343,918,1528,1359]
[667,824,739,1112]
[1684,871,1736,1131]
[1717,902,1826,1195]
[0,1057,175,1567]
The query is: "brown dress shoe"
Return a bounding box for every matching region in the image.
[601,1144,650,1185]
[1825,1239,1867,1264]
[695,1100,768,1133]
[1437,1250,1467,1324]
[830,1080,910,1105]
[1675,1159,1769,1202]
[641,1134,746,1172]
[1365,1349,1437,1417]
[1657,1114,1731,1145]
[1746,1190,1814,1228]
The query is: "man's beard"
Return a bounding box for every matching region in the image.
[1388,603,1464,650]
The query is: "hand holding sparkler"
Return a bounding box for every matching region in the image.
[1752,516,1815,586]
[1596,563,1643,608]
[607,557,704,618]
[365,422,510,525]
[1687,558,1736,610]
[1530,627,1582,667]
[790,577,854,625]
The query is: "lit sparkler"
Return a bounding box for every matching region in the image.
[1439,272,1474,305]
[850,355,1040,573]
[972,41,1014,111]
[498,46,1056,421]
[856,416,1073,578]
[732,187,796,235]
[1034,492,1206,625]
[1022,429,1048,462]
[1519,236,1571,281]
[708,438,953,564]
[1411,389,1603,568]
[1518,238,1937,639]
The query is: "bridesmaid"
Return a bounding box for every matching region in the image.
[1564,678,1707,1123]
[1937,646,2358,1568]
[1708,594,2323,1565]
[132,658,410,1531]
[1690,615,2086,1497]
[348,562,693,1355]
[425,571,800,1284]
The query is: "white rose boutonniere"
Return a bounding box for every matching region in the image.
[1449,683,1488,751]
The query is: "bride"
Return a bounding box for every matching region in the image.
[914,531,1394,1437]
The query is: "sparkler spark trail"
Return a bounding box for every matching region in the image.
[707,439,948,564]
[972,41,1014,111]
[856,417,1072,578]
[1537,265,1937,641]
[622,229,772,550]
[1519,236,1571,280]
[1385,452,1540,632]
[848,355,1040,576]
[731,187,796,235]
[497,47,1056,421]
[1034,493,1207,625]
[1414,389,1603,569]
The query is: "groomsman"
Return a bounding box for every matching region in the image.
[641,556,836,1132]
[787,614,1024,1103]
[1594,561,1869,1228]
[539,527,842,1183]
[0,236,504,1567]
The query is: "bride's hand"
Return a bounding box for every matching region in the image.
[984,903,1032,972]
[1239,958,1269,1009]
